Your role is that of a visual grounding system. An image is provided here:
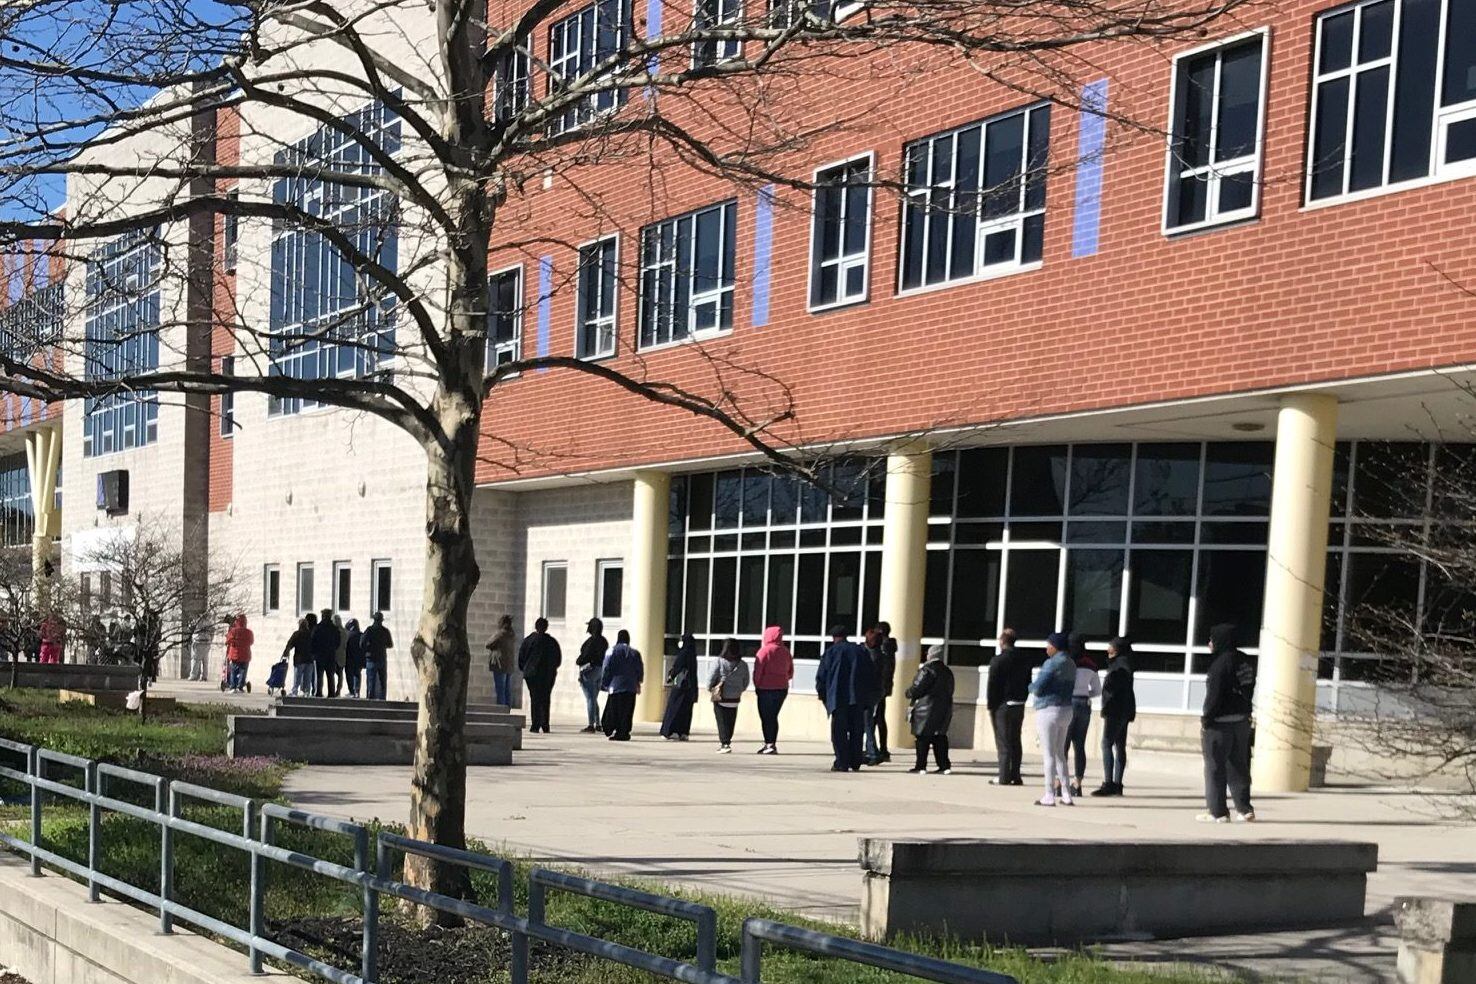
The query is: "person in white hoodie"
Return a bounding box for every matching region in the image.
[1062,632,1103,798]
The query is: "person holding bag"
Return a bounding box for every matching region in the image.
[706,637,750,754]
[661,633,700,740]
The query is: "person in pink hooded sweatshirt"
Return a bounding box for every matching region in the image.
[752,625,793,755]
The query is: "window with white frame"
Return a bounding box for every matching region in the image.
[333,561,352,611]
[547,0,631,136]
[577,237,618,359]
[542,561,568,621]
[596,559,624,619]
[296,563,315,614]
[268,102,401,415]
[767,0,861,27]
[83,229,161,457]
[639,200,738,348]
[1308,0,1476,203]
[223,191,239,273]
[494,36,531,123]
[810,156,873,309]
[1165,32,1268,232]
[487,266,523,370]
[371,559,393,613]
[263,565,281,614]
[693,0,741,67]
[219,355,236,438]
[899,103,1051,291]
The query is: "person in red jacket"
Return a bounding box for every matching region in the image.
[225,614,254,693]
[752,625,793,755]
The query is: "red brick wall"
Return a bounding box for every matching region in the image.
[474,0,1476,483]
[208,106,240,512]
[0,246,66,435]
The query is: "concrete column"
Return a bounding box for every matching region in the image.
[1251,394,1338,793]
[24,426,61,598]
[879,449,931,751]
[629,470,670,723]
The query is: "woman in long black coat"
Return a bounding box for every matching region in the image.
[660,633,700,740]
[905,644,955,774]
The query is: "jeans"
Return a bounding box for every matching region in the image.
[1063,697,1093,783]
[346,666,362,698]
[1101,715,1131,786]
[292,663,314,696]
[1035,704,1074,798]
[578,673,601,728]
[991,704,1025,783]
[914,734,951,772]
[714,703,738,746]
[755,689,787,746]
[1202,718,1254,818]
[492,671,512,708]
[864,700,889,759]
[227,662,247,690]
[365,659,386,700]
[828,704,866,771]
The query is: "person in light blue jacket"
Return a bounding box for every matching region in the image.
[1029,632,1078,806]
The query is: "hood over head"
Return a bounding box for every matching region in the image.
[1209,623,1239,654]
[762,625,784,646]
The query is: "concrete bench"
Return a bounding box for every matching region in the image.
[4,662,140,692]
[270,700,524,731]
[278,696,509,715]
[1397,897,1476,984]
[227,715,516,765]
[859,838,1377,945]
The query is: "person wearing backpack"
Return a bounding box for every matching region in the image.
[1198,623,1258,823]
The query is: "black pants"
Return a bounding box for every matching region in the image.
[603,691,637,740]
[1101,715,1131,785]
[991,704,1025,782]
[315,658,339,697]
[1063,698,1092,783]
[661,687,695,738]
[914,734,951,772]
[1202,718,1254,818]
[755,688,787,745]
[829,704,865,771]
[528,678,554,733]
[714,703,738,746]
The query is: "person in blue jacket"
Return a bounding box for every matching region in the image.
[1029,631,1078,806]
[599,629,644,742]
[814,623,876,773]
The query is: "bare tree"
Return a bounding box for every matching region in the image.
[0,0,1253,906]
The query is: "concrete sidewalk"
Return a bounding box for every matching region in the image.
[280,720,1476,984]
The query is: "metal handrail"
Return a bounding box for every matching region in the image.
[0,738,1018,984]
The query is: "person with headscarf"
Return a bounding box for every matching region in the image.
[344,618,364,698]
[905,644,955,774]
[1061,632,1102,798]
[1199,623,1257,823]
[225,614,254,693]
[577,617,609,734]
[706,637,750,753]
[485,614,516,707]
[599,628,643,741]
[1029,631,1077,806]
[1093,636,1137,796]
[752,625,793,755]
[660,632,700,741]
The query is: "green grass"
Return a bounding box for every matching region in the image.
[0,690,1247,984]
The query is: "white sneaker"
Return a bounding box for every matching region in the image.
[1059,793,1075,806]
[1196,812,1230,823]
[1232,811,1257,823]
[1035,796,1056,807]
[717,745,732,754]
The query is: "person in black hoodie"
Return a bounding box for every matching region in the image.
[311,609,341,698]
[985,629,1030,786]
[344,619,364,698]
[577,618,608,734]
[660,633,699,740]
[1093,636,1136,796]
[1199,623,1258,822]
[518,617,562,734]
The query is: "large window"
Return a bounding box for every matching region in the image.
[223,191,240,273]
[371,559,393,614]
[0,281,63,363]
[296,563,315,615]
[542,561,568,621]
[577,237,618,359]
[899,103,1050,291]
[333,561,352,612]
[0,455,33,548]
[597,559,624,619]
[263,565,281,614]
[494,36,531,123]
[268,102,401,415]
[83,229,161,457]
[219,355,236,438]
[1308,0,1476,203]
[693,0,742,67]
[638,200,738,348]
[809,155,873,310]
[547,0,631,136]
[1164,31,1268,232]
[487,266,523,370]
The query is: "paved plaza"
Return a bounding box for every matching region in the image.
[278,710,1476,984]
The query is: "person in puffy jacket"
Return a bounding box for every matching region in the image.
[225,614,254,693]
[599,629,643,742]
[1199,623,1257,823]
[751,625,792,755]
[706,638,750,753]
[1093,636,1136,797]
[661,633,700,741]
[1029,632,1077,806]
[906,644,954,774]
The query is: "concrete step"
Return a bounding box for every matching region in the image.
[227,714,516,765]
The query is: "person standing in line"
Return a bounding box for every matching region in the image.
[1094,636,1137,797]
[85,615,107,665]
[361,612,393,700]
[485,615,516,708]
[517,617,561,734]
[600,629,643,741]
[815,624,876,773]
[577,617,608,734]
[906,644,955,775]
[1063,632,1102,798]
[225,614,253,693]
[1199,623,1258,823]
[660,632,700,741]
[1030,632,1077,806]
[311,609,340,697]
[343,618,364,698]
[863,627,895,766]
[38,613,64,665]
[331,613,348,697]
[706,638,750,753]
[986,628,1030,786]
[751,625,793,755]
[285,617,315,696]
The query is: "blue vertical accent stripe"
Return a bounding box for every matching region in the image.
[751,184,774,328]
[1071,80,1109,259]
[537,255,553,371]
[19,396,31,427]
[644,0,662,82]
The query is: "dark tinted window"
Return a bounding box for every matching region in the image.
[1128,549,1192,643]
[1134,444,1201,516]
[1010,445,1068,516]
[950,549,1002,641]
[1063,548,1124,638]
[1201,443,1273,516]
[1069,444,1131,515]
[956,448,1008,517]
[1003,549,1059,637]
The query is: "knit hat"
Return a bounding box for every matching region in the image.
[1045,631,1070,652]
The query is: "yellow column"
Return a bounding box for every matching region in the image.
[629,470,670,723]
[1251,394,1338,793]
[24,427,62,597]
[879,448,932,751]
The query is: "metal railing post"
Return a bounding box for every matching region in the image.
[28,747,41,877]
[528,876,546,927]
[501,863,526,984]
[357,826,377,984]
[86,761,100,902]
[251,810,270,974]
[740,922,762,983]
[159,780,174,934]
[696,908,717,973]
[243,800,259,974]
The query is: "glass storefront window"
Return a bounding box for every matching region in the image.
[1134,443,1201,515]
